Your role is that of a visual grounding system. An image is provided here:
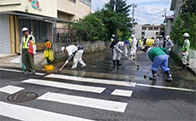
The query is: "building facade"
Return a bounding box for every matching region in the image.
[134,24,161,39]
[170,0,184,22]
[0,0,91,54]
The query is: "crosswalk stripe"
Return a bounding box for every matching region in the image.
[38,92,127,113]
[0,101,94,121]
[22,79,105,93]
[46,74,136,87]
[111,89,133,97]
[137,83,196,92]
[0,68,45,76]
[0,85,24,94]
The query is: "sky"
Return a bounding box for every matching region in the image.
[92,0,173,25]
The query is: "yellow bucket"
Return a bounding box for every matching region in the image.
[44,64,54,72]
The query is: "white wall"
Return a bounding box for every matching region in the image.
[0,14,10,54]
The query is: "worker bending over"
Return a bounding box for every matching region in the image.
[143,46,173,82]
[112,40,129,67]
[61,44,86,69]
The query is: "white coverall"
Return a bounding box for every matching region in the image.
[113,42,128,60]
[66,45,86,69]
[130,38,137,59]
[165,39,174,52]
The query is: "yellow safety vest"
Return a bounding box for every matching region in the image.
[21,35,35,49]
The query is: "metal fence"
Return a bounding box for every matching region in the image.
[53,23,76,43]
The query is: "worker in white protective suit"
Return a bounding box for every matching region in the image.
[112,40,129,66]
[130,35,138,60]
[164,35,174,52]
[61,44,86,69]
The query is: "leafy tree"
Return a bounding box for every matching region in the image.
[104,0,132,40]
[170,0,196,49]
[73,14,107,41]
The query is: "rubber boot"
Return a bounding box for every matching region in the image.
[180,65,186,70]
[113,60,116,67]
[117,60,121,66]
[165,71,173,82]
[149,70,157,81]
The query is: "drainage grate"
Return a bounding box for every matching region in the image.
[7,92,38,102]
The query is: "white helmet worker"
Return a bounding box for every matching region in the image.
[112,34,115,38]
[22,27,29,32]
[166,35,170,40]
[61,47,66,53]
[183,33,189,38]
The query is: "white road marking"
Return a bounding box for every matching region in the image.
[38,92,127,113]
[0,68,45,76]
[23,79,105,93]
[111,89,133,97]
[0,85,24,94]
[137,83,196,92]
[0,101,94,121]
[46,74,136,87]
[36,73,45,76]
[9,57,20,63]
[0,68,22,73]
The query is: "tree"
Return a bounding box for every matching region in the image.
[104,0,132,40]
[73,14,107,41]
[170,0,196,49]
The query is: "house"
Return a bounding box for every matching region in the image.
[170,0,184,22]
[0,0,91,54]
[134,24,161,39]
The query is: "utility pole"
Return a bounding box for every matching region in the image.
[131,4,137,34]
[114,0,117,11]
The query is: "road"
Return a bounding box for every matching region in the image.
[0,50,196,121]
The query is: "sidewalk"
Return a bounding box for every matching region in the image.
[0,52,46,70]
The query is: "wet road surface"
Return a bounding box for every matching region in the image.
[0,50,196,121]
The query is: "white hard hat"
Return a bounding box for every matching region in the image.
[166,35,170,39]
[112,34,115,37]
[183,33,189,38]
[61,47,65,52]
[131,35,135,38]
[22,27,28,32]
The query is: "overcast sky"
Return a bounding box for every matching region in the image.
[92,0,173,25]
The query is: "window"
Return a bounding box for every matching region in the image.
[142,32,145,35]
[68,0,76,3]
[154,27,159,30]
[142,27,146,30]
[80,0,91,6]
[149,27,153,30]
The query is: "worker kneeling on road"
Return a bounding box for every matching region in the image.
[61,44,86,70]
[112,40,129,67]
[143,46,173,82]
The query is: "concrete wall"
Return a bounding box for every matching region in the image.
[172,45,196,74]
[53,41,108,59]
[0,14,10,54]
[57,0,91,21]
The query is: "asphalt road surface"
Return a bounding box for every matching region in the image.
[0,68,195,121]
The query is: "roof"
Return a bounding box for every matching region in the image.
[142,24,161,28]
